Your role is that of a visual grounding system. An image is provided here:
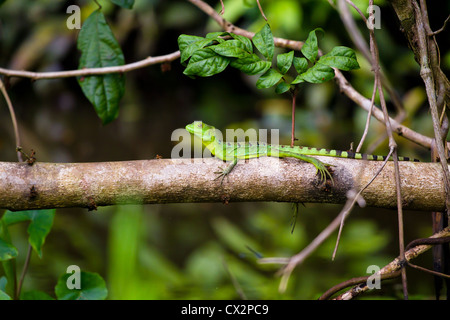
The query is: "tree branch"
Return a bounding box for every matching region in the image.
[0,158,446,212]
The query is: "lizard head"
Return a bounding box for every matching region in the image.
[186,121,216,142]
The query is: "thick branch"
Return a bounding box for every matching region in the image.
[0,158,445,211]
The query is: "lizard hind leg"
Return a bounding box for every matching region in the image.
[300,156,334,185]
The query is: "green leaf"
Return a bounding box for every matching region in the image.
[293,57,308,74]
[177,34,205,53]
[230,54,271,75]
[55,271,108,300]
[21,290,55,300]
[210,40,250,59]
[0,238,17,261]
[301,28,324,63]
[275,81,291,94]
[205,31,228,39]
[230,33,253,53]
[291,75,305,85]
[252,24,274,60]
[3,209,55,258]
[110,0,134,9]
[256,68,283,89]
[0,289,11,300]
[183,48,230,77]
[277,51,294,74]
[0,222,15,298]
[179,38,214,64]
[296,62,335,83]
[77,10,125,125]
[318,46,360,71]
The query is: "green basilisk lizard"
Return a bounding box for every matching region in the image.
[185,121,419,184]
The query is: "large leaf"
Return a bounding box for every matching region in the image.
[301,28,323,63]
[179,38,214,64]
[3,209,55,258]
[210,40,250,59]
[252,24,274,61]
[55,271,108,300]
[318,46,360,71]
[256,68,283,89]
[0,221,15,298]
[77,10,125,125]
[277,50,294,74]
[177,34,205,53]
[293,57,308,74]
[183,48,230,77]
[275,81,291,94]
[0,239,17,261]
[230,54,271,75]
[293,62,335,84]
[230,33,253,53]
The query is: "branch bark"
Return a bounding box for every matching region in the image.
[0,158,446,212]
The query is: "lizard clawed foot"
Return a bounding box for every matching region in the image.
[214,167,229,186]
[316,164,334,186]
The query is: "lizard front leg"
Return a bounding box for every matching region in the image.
[214,158,238,185]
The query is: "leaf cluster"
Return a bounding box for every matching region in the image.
[178,24,360,94]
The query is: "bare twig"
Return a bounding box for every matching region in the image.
[334,227,450,300]
[428,14,450,36]
[0,78,22,161]
[15,245,32,300]
[0,51,181,80]
[412,1,450,211]
[219,0,225,15]
[256,0,268,21]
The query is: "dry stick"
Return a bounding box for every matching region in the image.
[0,51,182,80]
[0,78,22,162]
[337,0,402,153]
[334,228,450,300]
[429,14,450,36]
[340,0,405,116]
[356,72,378,153]
[256,0,268,21]
[219,0,225,15]
[413,1,450,211]
[321,236,450,300]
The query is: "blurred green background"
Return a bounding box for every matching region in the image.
[0,0,449,299]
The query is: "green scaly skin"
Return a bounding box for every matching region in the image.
[185,121,419,184]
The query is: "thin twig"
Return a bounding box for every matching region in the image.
[428,14,450,36]
[219,0,225,15]
[256,0,268,21]
[0,51,181,80]
[413,1,450,212]
[15,244,32,300]
[0,77,22,161]
[332,148,394,260]
[334,227,450,299]
[356,74,378,153]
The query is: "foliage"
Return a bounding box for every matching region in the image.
[178,24,360,95]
